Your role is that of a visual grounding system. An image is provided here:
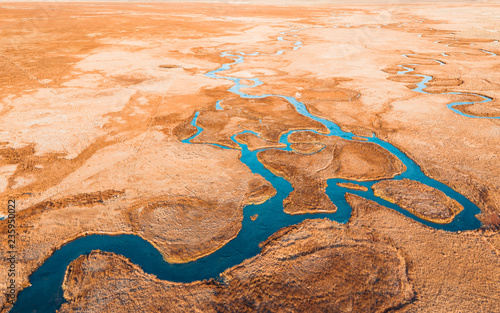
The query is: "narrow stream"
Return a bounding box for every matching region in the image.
[398,53,499,119]
[12,28,485,312]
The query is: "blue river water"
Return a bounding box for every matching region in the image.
[12,29,486,312]
[398,53,499,119]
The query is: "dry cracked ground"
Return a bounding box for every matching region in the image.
[0,1,499,312]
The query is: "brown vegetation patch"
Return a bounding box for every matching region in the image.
[257,131,405,214]
[220,219,413,312]
[300,87,360,103]
[387,75,423,84]
[159,64,181,69]
[0,137,114,205]
[426,77,463,88]
[352,136,368,141]
[190,96,328,148]
[372,178,464,224]
[127,197,245,263]
[172,112,199,141]
[423,77,464,93]
[193,110,246,149]
[476,213,500,231]
[337,182,368,191]
[290,142,324,154]
[106,175,274,265]
[382,66,405,75]
[454,99,500,118]
[60,219,413,313]
[19,190,124,217]
[153,87,236,141]
[234,133,286,151]
[239,79,255,86]
[345,193,500,312]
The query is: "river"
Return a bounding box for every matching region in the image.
[11,27,485,312]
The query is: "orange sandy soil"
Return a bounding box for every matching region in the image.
[0,1,499,311]
[58,195,499,312]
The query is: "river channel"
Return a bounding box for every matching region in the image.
[11,28,485,312]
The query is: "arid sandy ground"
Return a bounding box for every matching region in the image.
[0,1,499,312]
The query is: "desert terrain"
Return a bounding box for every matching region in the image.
[0,1,499,312]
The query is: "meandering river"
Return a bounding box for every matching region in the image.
[12,28,485,312]
[399,53,499,119]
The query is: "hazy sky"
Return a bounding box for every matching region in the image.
[0,0,493,3]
